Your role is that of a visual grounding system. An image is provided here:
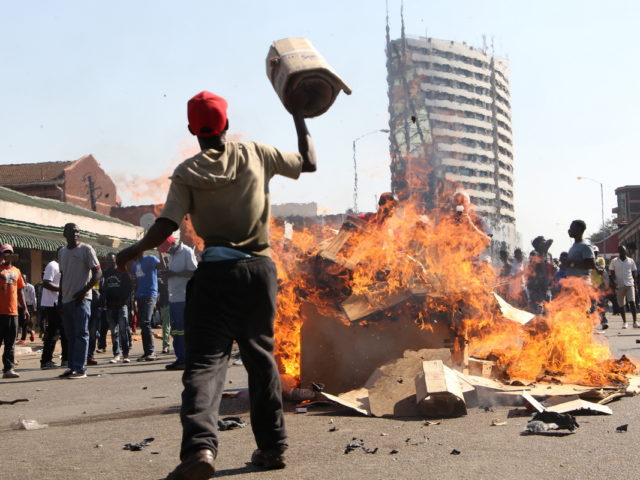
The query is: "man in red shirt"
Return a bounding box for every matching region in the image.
[0,244,29,379]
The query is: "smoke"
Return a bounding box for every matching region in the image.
[115,133,245,206]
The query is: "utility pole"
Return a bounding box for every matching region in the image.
[83,174,102,212]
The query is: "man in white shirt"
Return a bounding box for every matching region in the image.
[40,249,67,369]
[609,245,638,328]
[161,237,198,370]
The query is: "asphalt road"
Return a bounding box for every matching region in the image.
[1,320,640,480]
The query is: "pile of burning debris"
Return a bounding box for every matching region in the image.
[269,197,639,419]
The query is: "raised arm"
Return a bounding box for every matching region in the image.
[116,218,178,272]
[289,89,317,173]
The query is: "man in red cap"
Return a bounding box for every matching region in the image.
[117,89,316,479]
[0,244,29,379]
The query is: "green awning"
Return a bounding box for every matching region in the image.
[0,218,136,257]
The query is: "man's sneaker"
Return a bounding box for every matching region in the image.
[41,361,58,370]
[16,340,26,345]
[60,360,68,367]
[165,362,185,371]
[144,354,158,361]
[123,357,131,363]
[58,369,73,378]
[68,371,87,379]
[162,347,170,354]
[95,348,106,353]
[109,355,121,364]
[622,322,629,329]
[251,448,286,470]
[634,322,640,329]
[87,357,98,366]
[2,369,20,379]
[30,333,35,342]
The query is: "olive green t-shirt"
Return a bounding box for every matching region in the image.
[159,141,302,257]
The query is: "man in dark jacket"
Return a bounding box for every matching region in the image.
[101,253,133,363]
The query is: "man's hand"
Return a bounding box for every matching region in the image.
[288,85,310,115]
[73,289,87,306]
[117,245,142,273]
[23,310,30,321]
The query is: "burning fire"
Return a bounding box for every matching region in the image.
[271,198,636,388]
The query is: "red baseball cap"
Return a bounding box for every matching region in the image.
[158,235,176,254]
[187,91,228,137]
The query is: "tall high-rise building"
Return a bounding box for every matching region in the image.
[386,34,517,249]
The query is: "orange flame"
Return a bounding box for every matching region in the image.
[271,197,635,388]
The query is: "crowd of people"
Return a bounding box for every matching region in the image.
[497,219,637,330]
[0,225,197,380]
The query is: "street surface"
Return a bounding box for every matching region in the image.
[1,320,639,480]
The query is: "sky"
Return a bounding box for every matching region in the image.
[1,0,638,257]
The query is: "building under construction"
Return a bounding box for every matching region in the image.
[386,33,517,251]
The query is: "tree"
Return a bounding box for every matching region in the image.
[589,218,617,244]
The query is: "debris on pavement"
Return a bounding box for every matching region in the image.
[344,438,364,454]
[0,398,29,405]
[531,411,579,431]
[123,437,155,451]
[616,424,629,432]
[491,419,507,426]
[217,417,246,431]
[344,438,377,454]
[524,420,559,434]
[450,449,461,455]
[11,418,48,430]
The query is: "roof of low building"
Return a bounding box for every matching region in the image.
[0,160,76,186]
[0,185,132,226]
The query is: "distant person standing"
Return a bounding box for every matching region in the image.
[0,244,29,379]
[131,253,160,361]
[162,236,198,370]
[101,253,133,363]
[566,220,595,278]
[609,245,637,329]
[509,248,526,307]
[58,223,102,379]
[40,249,67,369]
[17,274,37,344]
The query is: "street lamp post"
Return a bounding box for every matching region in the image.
[577,176,606,256]
[352,129,390,213]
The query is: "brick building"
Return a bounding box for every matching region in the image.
[0,154,118,215]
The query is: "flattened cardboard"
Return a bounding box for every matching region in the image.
[415,360,467,417]
[493,292,535,325]
[545,395,613,415]
[321,389,371,416]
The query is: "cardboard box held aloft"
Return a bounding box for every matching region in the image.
[266,38,351,118]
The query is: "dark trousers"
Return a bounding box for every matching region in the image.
[180,256,286,459]
[0,314,18,372]
[136,296,157,356]
[97,310,109,351]
[19,306,35,340]
[41,306,67,365]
